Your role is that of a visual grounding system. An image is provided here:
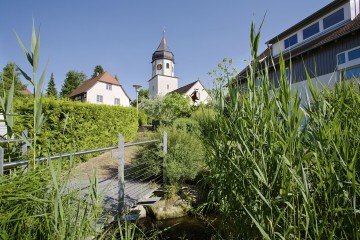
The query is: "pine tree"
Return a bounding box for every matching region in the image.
[92,65,104,78]
[46,73,58,98]
[60,70,87,98]
[0,62,27,97]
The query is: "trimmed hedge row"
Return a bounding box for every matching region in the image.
[14,97,138,156]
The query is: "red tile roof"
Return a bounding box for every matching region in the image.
[69,71,130,99]
[19,88,32,95]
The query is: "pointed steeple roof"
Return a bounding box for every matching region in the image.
[152,34,174,62]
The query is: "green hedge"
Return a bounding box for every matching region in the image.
[14,97,138,156]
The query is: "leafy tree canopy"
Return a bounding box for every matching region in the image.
[92,65,104,78]
[60,70,87,98]
[0,62,27,97]
[131,89,149,107]
[46,73,58,98]
[140,93,191,126]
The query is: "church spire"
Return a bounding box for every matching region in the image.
[152,33,174,63]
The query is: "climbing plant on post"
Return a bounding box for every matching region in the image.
[15,20,47,168]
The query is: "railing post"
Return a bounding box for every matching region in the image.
[21,129,28,155]
[118,134,125,214]
[163,131,167,186]
[0,147,3,177]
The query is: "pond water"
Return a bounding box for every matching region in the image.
[137,215,219,240]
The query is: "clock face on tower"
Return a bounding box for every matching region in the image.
[157,64,162,70]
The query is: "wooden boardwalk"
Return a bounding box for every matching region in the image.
[71,176,160,217]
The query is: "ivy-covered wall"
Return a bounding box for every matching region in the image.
[14,98,138,156]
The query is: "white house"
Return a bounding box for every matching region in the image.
[69,72,130,106]
[170,79,210,105]
[149,34,210,105]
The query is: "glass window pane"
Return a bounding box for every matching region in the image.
[303,22,320,39]
[323,8,344,29]
[337,53,346,65]
[284,34,298,49]
[344,66,360,79]
[348,48,360,61]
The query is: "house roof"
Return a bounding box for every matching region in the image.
[267,0,348,44]
[69,71,130,99]
[237,14,360,80]
[19,88,32,95]
[170,80,206,95]
[152,35,174,63]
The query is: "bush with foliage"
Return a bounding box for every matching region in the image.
[133,117,205,186]
[140,93,191,126]
[13,97,138,158]
[199,22,360,239]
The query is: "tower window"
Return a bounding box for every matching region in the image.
[157,64,162,70]
[167,84,169,90]
[166,63,170,69]
[152,86,154,91]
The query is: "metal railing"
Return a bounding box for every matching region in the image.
[0,132,167,214]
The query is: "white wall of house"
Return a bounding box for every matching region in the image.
[87,81,130,106]
[185,81,211,105]
[272,2,352,56]
[149,75,178,97]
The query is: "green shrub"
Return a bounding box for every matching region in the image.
[133,118,205,187]
[138,110,148,126]
[13,97,138,157]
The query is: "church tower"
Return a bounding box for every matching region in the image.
[149,33,178,97]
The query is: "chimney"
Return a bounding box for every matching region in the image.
[96,72,99,76]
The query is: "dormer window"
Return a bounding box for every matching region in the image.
[323,8,344,29]
[303,22,320,40]
[284,34,298,49]
[106,83,112,90]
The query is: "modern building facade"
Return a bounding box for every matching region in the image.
[237,0,360,104]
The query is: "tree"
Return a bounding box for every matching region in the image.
[92,65,104,78]
[0,62,27,97]
[130,89,149,107]
[46,73,58,98]
[140,93,191,126]
[60,70,87,98]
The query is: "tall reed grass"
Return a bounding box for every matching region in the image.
[200,21,360,239]
[0,20,146,240]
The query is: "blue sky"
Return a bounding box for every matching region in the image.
[0,0,331,99]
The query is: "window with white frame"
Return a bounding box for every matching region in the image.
[106,83,112,90]
[303,22,320,40]
[337,46,360,65]
[114,98,120,105]
[97,95,103,103]
[284,34,298,49]
[323,8,344,29]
